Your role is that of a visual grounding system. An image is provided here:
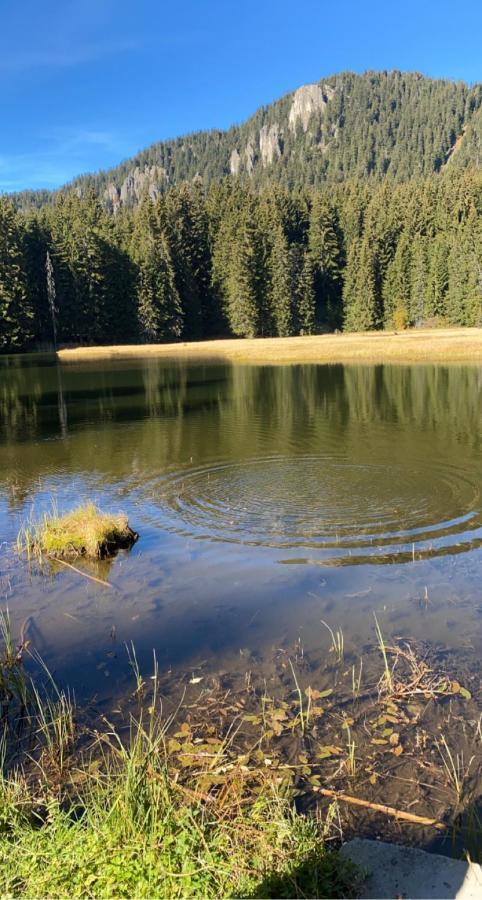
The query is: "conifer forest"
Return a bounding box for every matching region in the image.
[1,70,482,352]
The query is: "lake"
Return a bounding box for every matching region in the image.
[0,355,481,713]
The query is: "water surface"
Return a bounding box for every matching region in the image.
[0,355,481,703]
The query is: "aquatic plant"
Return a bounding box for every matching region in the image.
[320,620,344,665]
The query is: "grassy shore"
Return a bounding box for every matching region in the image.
[0,611,359,899]
[57,327,482,366]
[1,594,481,896]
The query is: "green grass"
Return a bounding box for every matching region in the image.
[0,613,360,899]
[0,713,360,899]
[17,502,136,559]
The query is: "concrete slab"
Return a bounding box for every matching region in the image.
[339,838,482,899]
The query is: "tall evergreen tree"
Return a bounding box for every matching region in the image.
[0,200,33,350]
[308,194,343,327]
[269,225,294,336]
[131,197,183,341]
[225,210,263,338]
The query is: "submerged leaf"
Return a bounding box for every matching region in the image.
[318,745,342,758]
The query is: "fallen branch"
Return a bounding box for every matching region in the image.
[313,787,446,830]
[51,557,112,589]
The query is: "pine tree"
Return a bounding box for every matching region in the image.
[308,194,343,327]
[343,236,379,331]
[225,211,262,338]
[382,233,412,328]
[425,234,449,319]
[295,248,316,335]
[269,225,294,336]
[0,199,33,350]
[409,236,428,324]
[131,197,183,341]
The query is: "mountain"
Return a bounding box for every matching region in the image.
[13,70,482,211]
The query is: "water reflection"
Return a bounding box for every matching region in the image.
[0,356,481,699]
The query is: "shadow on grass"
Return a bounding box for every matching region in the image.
[248,848,362,899]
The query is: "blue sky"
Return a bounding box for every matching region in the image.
[2,0,482,191]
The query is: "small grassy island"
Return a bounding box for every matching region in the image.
[18,503,138,560]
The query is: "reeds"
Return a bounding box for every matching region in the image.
[321,620,344,665]
[373,613,393,693]
[435,735,474,805]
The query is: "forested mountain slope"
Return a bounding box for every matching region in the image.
[12,70,482,212]
[1,70,482,355]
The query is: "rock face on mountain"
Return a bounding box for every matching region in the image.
[103,165,167,211]
[229,148,241,176]
[259,123,283,164]
[288,83,334,132]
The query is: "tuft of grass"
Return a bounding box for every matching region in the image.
[435,735,474,805]
[351,658,363,701]
[344,724,357,778]
[373,614,393,694]
[17,502,137,560]
[321,620,344,665]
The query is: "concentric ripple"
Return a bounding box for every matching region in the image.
[134,455,482,566]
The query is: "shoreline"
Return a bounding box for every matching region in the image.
[56,327,482,366]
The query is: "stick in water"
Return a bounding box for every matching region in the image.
[52,557,113,588]
[313,787,446,830]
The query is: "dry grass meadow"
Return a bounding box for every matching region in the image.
[57,327,482,366]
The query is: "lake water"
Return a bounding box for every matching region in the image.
[0,355,481,709]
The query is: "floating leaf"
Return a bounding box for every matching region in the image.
[242,714,262,724]
[389,732,399,746]
[381,727,394,737]
[459,687,472,700]
[310,705,325,716]
[369,773,378,785]
[392,744,404,756]
[450,681,461,694]
[168,739,182,753]
[371,738,388,745]
[270,709,287,721]
[189,676,203,684]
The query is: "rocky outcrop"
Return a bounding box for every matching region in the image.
[104,165,167,211]
[288,83,335,132]
[104,182,121,213]
[244,138,257,175]
[259,123,283,165]
[229,148,241,176]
